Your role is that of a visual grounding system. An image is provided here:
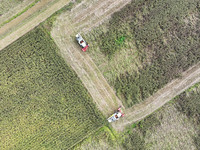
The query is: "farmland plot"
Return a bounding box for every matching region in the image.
[0,27,104,149]
[85,0,200,107]
[0,0,35,24]
[75,83,200,150]
[0,0,33,15]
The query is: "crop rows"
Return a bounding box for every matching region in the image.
[0,27,104,149]
[75,83,200,150]
[85,0,200,107]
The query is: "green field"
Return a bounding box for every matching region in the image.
[75,83,200,150]
[85,0,200,107]
[0,27,104,149]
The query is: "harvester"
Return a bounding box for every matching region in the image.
[107,106,124,123]
[76,33,89,52]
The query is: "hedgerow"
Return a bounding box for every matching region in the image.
[0,27,104,149]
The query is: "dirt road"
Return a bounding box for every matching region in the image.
[51,0,200,130]
[51,0,132,116]
[112,62,200,131]
[0,0,52,36]
[0,0,34,25]
[0,0,70,51]
[1,0,200,131]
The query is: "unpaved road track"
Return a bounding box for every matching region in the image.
[1,0,200,131]
[0,0,70,51]
[0,0,34,25]
[112,62,200,131]
[52,0,200,130]
[0,0,52,36]
[51,0,132,116]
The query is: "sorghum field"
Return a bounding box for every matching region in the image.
[0,27,104,149]
[85,0,200,107]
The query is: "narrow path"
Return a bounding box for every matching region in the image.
[0,0,34,25]
[51,0,200,130]
[112,62,200,131]
[0,0,70,51]
[51,0,132,115]
[0,0,52,36]
[51,17,123,116]
[1,0,200,132]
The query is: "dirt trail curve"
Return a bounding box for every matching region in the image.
[1,0,200,131]
[0,0,70,51]
[52,0,200,130]
[112,62,200,131]
[51,0,131,116]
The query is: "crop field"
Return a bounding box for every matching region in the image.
[74,83,200,150]
[0,27,104,149]
[85,0,200,107]
[0,0,34,16]
[0,0,40,28]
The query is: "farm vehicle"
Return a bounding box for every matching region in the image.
[76,34,89,52]
[107,106,124,123]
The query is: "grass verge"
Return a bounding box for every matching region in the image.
[0,0,40,28]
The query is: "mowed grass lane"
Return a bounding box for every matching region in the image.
[0,27,104,149]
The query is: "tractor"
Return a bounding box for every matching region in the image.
[107,106,124,123]
[76,34,89,52]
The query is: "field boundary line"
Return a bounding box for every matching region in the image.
[0,0,70,51]
[0,0,41,28]
[112,62,200,131]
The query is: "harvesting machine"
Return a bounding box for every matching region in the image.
[76,33,89,52]
[107,106,124,123]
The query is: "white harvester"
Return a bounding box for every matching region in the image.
[107,106,124,123]
[76,33,89,52]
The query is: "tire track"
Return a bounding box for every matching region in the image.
[52,0,200,131]
[52,16,123,115]
[112,62,200,131]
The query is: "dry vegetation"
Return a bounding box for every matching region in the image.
[0,0,32,15]
[0,0,36,24]
[74,83,200,150]
[85,0,200,107]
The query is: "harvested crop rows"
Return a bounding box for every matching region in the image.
[0,27,104,149]
[51,0,132,116]
[0,0,34,24]
[76,83,200,150]
[52,0,200,131]
[85,0,200,107]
